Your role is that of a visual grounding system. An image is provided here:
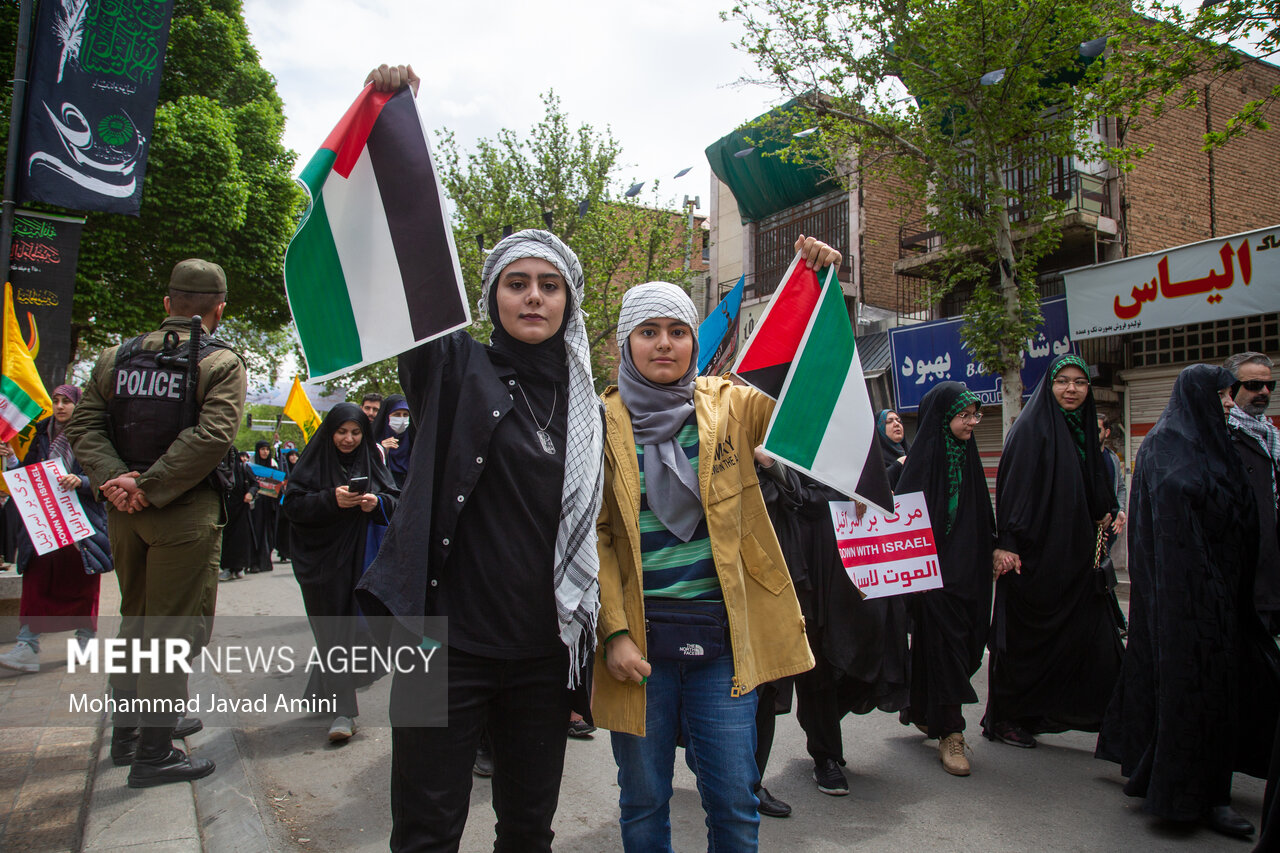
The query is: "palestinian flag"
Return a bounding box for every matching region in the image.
[731,254,824,398]
[756,266,894,515]
[284,86,469,381]
[0,282,51,450]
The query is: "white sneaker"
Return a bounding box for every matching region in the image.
[328,716,355,742]
[0,643,39,673]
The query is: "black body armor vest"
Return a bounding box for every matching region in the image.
[107,330,234,473]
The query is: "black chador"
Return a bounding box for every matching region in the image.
[896,383,994,738]
[985,354,1121,738]
[282,404,400,717]
[1096,365,1280,822]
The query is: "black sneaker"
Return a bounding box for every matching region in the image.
[812,758,848,796]
[756,785,792,817]
[567,719,597,739]
[983,720,1037,749]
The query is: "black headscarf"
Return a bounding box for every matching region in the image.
[370,393,414,482]
[485,284,571,384]
[875,408,910,468]
[254,439,276,468]
[284,403,397,501]
[898,383,988,541]
[997,352,1116,550]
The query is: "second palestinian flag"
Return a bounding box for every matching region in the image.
[284,86,469,381]
[756,265,894,515]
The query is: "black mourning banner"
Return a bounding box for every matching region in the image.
[10,211,85,390]
[18,0,176,216]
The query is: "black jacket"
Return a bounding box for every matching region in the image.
[1230,429,1280,615]
[357,331,522,641]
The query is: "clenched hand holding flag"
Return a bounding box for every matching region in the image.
[284,86,470,381]
[733,255,894,514]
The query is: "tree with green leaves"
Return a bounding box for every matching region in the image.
[727,0,1240,432]
[0,0,302,376]
[438,91,696,390]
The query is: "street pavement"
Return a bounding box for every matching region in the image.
[0,558,1269,851]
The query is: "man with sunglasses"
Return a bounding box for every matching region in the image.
[1224,351,1280,634]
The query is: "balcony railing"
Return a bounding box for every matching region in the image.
[898,168,1111,258]
[749,193,852,300]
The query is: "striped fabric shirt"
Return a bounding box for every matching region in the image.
[637,413,721,601]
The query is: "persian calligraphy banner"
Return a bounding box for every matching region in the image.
[18,0,177,215]
[888,296,1075,413]
[2,459,93,556]
[1064,224,1280,340]
[829,492,941,600]
[10,210,84,390]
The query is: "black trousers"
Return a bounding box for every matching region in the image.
[390,646,571,853]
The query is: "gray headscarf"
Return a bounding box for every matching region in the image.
[479,229,604,686]
[616,282,704,542]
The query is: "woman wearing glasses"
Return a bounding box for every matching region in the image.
[895,383,994,776]
[983,354,1122,749]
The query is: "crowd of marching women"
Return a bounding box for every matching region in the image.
[0,66,1276,853]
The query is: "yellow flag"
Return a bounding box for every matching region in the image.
[283,376,322,444]
[1,281,52,463]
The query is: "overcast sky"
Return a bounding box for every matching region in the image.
[240,0,786,217]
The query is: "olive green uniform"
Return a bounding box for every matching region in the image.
[66,316,247,708]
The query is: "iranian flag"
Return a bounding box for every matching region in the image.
[284,86,469,381]
[738,259,894,515]
[0,282,51,449]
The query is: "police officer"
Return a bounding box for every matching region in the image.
[66,259,247,789]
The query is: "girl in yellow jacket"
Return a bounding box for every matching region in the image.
[594,236,836,852]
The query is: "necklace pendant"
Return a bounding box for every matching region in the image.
[537,429,556,455]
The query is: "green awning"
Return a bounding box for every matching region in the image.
[705,102,831,224]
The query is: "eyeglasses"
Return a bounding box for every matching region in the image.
[1238,380,1277,393]
[1052,377,1091,389]
[952,411,983,423]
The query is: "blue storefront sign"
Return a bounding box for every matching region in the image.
[888,296,1076,412]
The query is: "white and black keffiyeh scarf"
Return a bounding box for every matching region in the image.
[480,230,604,686]
[1228,405,1280,503]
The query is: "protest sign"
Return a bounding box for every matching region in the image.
[829,491,941,599]
[2,458,93,555]
[250,463,285,499]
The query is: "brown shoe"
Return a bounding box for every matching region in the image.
[940,732,971,776]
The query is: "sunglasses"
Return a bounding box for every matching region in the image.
[1237,380,1277,393]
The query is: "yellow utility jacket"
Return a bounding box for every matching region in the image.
[592,376,814,736]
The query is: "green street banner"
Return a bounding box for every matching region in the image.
[284,86,468,381]
[19,0,176,215]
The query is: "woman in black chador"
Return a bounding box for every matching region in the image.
[984,354,1121,748]
[896,383,994,777]
[249,440,280,572]
[218,450,258,581]
[1097,364,1280,839]
[282,403,399,743]
[875,408,911,489]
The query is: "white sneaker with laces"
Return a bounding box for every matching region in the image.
[0,643,39,673]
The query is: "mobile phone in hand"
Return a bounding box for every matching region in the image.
[347,476,369,495]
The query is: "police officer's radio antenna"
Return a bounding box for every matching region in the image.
[154,315,203,428]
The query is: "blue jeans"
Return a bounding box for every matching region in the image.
[16,624,94,653]
[611,654,760,853]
